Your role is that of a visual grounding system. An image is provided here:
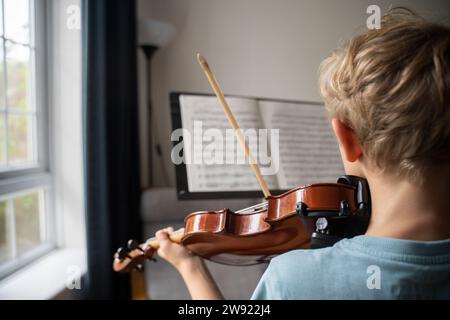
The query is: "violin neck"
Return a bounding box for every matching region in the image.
[146,229,184,249]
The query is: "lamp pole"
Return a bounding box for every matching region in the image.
[141,45,158,187]
[138,19,175,188]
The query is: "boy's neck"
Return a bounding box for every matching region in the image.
[364,168,450,241]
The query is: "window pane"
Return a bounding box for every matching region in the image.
[14,191,42,255]
[4,0,30,44]
[0,200,12,263]
[6,42,31,110]
[8,114,33,164]
[0,41,4,110]
[0,114,5,166]
[0,0,3,36]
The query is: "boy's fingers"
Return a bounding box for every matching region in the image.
[155,227,182,258]
[157,226,174,236]
[165,227,174,234]
[155,229,169,241]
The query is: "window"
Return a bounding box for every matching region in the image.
[0,0,52,279]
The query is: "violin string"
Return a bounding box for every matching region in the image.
[235,202,268,214]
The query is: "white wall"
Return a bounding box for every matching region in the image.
[137,0,450,188]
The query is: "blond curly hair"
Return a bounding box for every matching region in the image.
[319,8,450,183]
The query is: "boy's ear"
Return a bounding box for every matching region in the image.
[331,118,362,162]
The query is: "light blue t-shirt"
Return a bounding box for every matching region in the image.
[251,235,450,299]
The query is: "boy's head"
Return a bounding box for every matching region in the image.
[319,8,450,183]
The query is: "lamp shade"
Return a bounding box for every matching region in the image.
[138,19,176,48]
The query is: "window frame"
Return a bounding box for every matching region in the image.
[0,0,54,280]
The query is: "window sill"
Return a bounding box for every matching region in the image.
[0,247,86,300]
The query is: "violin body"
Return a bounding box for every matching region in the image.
[182,208,311,265]
[113,176,370,272]
[182,182,357,265]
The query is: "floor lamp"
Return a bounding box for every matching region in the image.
[138,19,176,187]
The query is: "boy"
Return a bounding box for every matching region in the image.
[155,8,450,299]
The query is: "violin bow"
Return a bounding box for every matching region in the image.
[197,54,271,198]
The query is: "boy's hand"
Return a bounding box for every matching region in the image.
[155,227,224,299]
[155,227,201,271]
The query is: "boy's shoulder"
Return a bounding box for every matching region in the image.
[269,245,337,275]
[252,237,380,299]
[252,236,450,299]
[270,237,359,272]
[252,244,349,299]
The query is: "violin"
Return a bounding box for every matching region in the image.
[112,55,371,273]
[113,175,370,272]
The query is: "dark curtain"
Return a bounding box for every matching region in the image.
[82,0,142,299]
